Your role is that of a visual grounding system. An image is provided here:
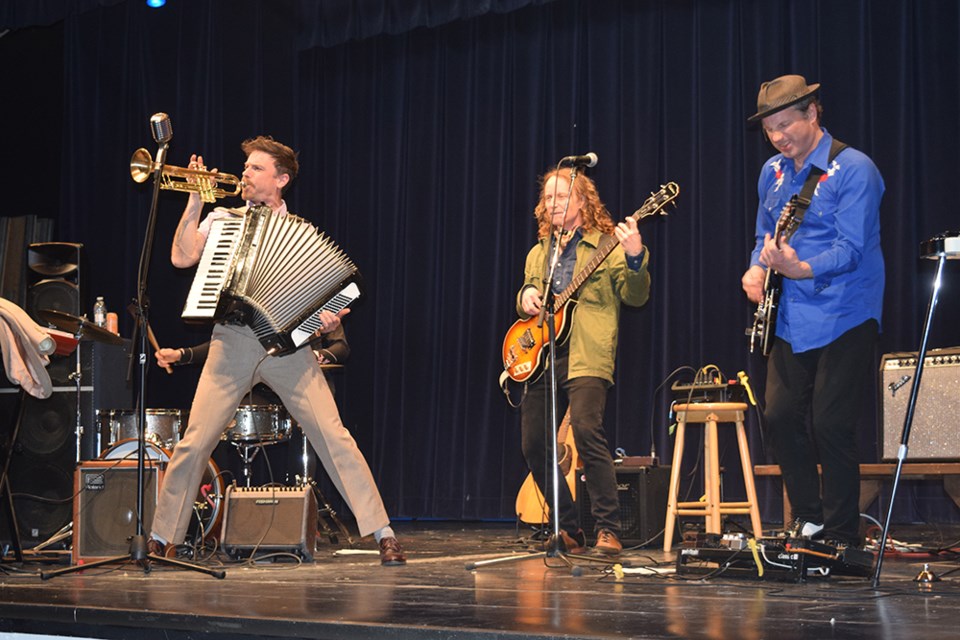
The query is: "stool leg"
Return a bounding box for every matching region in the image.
[705,419,721,534]
[663,420,687,552]
[735,420,763,540]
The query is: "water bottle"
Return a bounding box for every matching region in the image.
[93,296,107,327]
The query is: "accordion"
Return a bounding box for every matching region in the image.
[182,205,362,356]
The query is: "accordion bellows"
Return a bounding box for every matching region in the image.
[183,205,362,356]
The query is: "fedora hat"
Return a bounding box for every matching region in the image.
[748,74,820,122]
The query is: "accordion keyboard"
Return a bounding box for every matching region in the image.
[182,216,245,318]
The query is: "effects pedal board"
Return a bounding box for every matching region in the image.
[676,533,875,582]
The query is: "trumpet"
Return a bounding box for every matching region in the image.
[130,148,243,203]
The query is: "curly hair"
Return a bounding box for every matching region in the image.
[240,135,299,192]
[533,168,614,239]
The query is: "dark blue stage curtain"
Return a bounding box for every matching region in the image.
[2,0,959,525]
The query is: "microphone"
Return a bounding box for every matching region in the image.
[150,112,173,144]
[559,152,598,168]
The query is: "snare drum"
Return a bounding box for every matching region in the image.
[99,438,224,542]
[222,405,292,443]
[97,408,188,450]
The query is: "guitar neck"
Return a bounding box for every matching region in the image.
[548,181,678,312]
[552,235,619,310]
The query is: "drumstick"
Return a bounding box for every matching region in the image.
[126,303,172,374]
[146,324,173,375]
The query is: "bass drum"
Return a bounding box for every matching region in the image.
[99,439,224,544]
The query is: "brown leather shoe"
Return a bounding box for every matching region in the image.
[594,529,622,556]
[147,538,176,558]
[538,529,587,554]
[379,536,406,566]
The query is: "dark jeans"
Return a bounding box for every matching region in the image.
[520,352,620,535]
[765,319,878,544]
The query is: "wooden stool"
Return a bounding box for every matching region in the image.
[663,402,762,551]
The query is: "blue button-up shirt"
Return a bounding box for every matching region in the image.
[749,129,885,353]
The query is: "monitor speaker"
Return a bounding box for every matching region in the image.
[578,465,670,546]
[72,460,163,563]
[881,347,960,460]
[220,485,317,560]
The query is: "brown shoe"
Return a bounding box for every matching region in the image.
[594,529,622,556]
[379,536,406,566]
[147,538,176,558]
[539,529,587,554]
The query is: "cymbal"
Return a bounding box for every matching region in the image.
[36,309,124,345]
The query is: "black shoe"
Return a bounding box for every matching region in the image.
[784,517,824,539]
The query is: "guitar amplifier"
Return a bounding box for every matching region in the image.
[73,460,163,563]
[881,347,960,461]
[577,465,670,546]
[220,485,317,560]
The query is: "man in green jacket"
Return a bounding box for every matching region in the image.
[517,167,650,556]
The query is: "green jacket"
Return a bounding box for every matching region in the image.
[516,228,651,384]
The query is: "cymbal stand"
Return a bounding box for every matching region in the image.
[872,250,949,587]
[43,115,223,579]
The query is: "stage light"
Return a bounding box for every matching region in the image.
[146,0,166,8]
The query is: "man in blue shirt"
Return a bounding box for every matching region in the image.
[741,75,885,549]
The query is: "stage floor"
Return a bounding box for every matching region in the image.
[0,521,959,639]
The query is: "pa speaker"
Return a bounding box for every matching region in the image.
[72,460,162,563]
[578,465,670,546]
[881,347,960,460]
[26,242,83,321]
[220,485,317,560]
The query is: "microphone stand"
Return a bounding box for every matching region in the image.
[871,250,948,588]
[43,125,223,579]
[465,164,616,572]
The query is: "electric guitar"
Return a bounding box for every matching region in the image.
[501,182,680,384]
[515,409,580,525]
[747,195,801,356]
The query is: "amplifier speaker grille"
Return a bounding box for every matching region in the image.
[73,460,162,563]
[220,485,317,560]
[881,347,960,461]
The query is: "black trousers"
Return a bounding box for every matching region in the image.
[520,352,621,535]
[765,319,878,544]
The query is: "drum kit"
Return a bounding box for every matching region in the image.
[35,308,352,557]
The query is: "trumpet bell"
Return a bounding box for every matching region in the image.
[130,147,153,184]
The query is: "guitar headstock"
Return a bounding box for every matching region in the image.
[631,182,680,222]
[774,196,800,247]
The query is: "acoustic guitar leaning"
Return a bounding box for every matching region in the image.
[501,182,680,384]
[515,409,580,525]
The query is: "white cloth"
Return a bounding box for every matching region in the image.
[0,298,52,398]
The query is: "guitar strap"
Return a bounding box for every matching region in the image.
[790,138,848,226]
